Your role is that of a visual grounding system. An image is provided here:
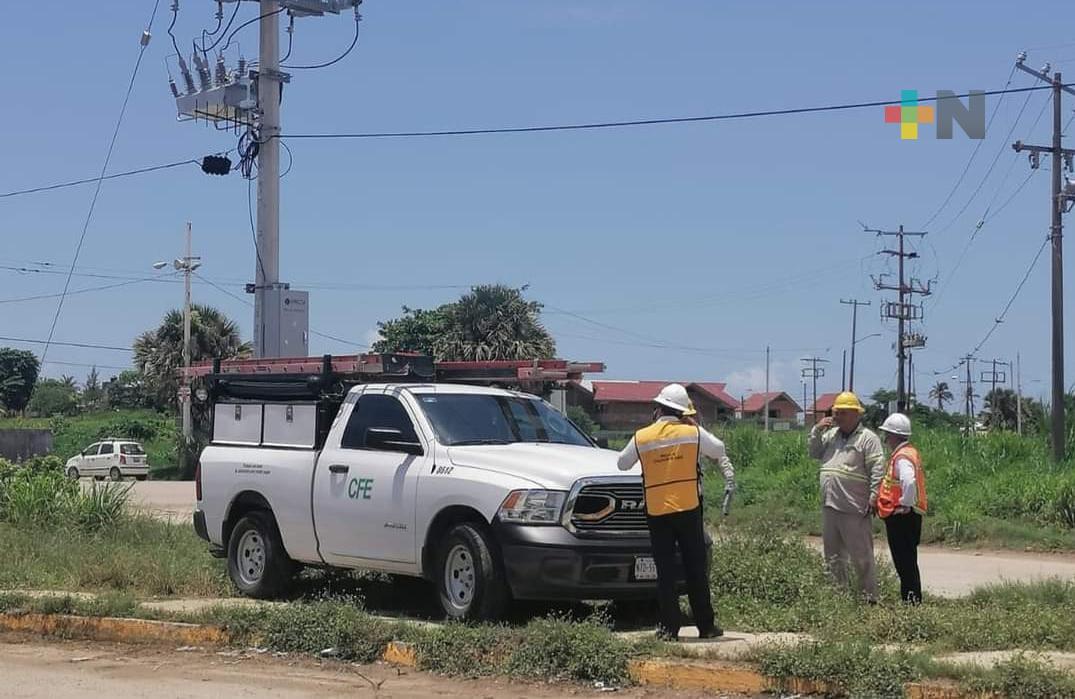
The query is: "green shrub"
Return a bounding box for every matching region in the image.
[756,641,927,699]
[0,465,130,532]
[506,615,631,684]
[258,599,397,662]
[416,623,507,677]
[963,653,1075,698]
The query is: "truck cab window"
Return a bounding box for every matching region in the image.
[341,394,420,450]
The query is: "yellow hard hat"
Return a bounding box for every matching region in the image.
[832,391,865,413]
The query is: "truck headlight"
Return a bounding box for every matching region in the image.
[497,489,567,524]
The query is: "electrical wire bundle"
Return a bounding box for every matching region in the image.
[238,127,261,179]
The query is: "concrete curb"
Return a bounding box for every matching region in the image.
[0,612,1000,698]
[0,612,230,646]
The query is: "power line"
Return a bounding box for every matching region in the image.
[0,274,174,305]
[281,7,361,70]
[934,84,1041,236]
[2,86,1063,202]
[197,0,241,53]
[40,0,162,366]
[919,64,1018,230]
[220,7,283,54]
[193,271,368,350]
[0,336,132,353]
[934,232,1050,376]
[0,158,201,199]
[43,359,132,371]
[279,85,1059,141]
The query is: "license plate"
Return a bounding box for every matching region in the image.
[634,556,658,581]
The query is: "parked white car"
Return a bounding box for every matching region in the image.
[65,439,150,481]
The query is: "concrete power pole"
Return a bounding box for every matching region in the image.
[840,299,871,392]
[1011,54,1075,461]
[801,356,829,426]
[763,345,771,432]
[172,1,359,359]
[254,0,282,359]
[867,225,931,412]
[156,224,201,474]
[1017,353,1023,435]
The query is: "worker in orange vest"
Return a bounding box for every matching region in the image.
[616,383,735,641]
[877,412,928,604]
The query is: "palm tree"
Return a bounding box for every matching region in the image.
[434,285,556,361]
[134,304,251,411]
[929,381,954,411]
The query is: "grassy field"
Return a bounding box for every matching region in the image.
[0,409,180,479]
[686,425,1075,551]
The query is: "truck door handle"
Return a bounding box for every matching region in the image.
[329,464,349,474]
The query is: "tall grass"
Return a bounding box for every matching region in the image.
[0,456,131,532]
[705,425,1075,549]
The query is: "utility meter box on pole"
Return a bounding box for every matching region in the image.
[261,287,309,358]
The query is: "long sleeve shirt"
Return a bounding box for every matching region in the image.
[891,443,918,509]
[808,421,884,515]
[616,417,735,484]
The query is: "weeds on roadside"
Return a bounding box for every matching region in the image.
[0,456,131,532]
[754,640,928,699]
[959,653,1075,698]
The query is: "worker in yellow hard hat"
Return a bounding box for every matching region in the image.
[808,391,885,602]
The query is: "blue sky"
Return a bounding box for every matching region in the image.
[2,0,1075,407]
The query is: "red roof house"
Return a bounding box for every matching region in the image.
[740,392,802,421]
[566,380,738,431]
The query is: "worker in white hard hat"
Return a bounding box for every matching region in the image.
[809,391,885,602]
[616,383,735,641]
[876,412,928,604]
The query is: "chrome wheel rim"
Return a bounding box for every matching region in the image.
[236,530,266,586]
[444,544,476,611]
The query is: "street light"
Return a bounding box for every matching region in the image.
[153,223,201,474]
[855,333,882,345]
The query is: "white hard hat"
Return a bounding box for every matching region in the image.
[654,383,696,416]
[880,412,912,437]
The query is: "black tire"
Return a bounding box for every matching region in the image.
[135,475,148,481]
[435,522,509,621]
[227,510,295,599]
[67,466,80,480]
[109,467,122,482]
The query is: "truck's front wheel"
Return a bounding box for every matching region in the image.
[227,510,294,599]
[436,523,509,621]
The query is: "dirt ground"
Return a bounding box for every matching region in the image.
[0,636,746,699]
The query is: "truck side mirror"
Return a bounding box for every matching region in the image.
[366,428,424,456]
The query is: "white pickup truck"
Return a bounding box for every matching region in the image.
[194,382,694,620]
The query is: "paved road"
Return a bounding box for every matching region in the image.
[0,638,727,698]
[132,482,1075,597]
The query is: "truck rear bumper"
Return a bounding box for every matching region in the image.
[493,522,703,601]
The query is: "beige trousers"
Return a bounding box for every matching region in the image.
[822,506,878,601]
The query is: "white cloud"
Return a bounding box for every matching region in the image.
[725,362,786,399]
[364,327,382,349]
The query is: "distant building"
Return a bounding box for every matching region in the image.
[809,392,841,418]
[566,380,738,431]
[739,392,802,421]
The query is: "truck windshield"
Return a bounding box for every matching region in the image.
[416,394,592,447]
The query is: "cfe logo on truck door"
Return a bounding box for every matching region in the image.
[348,477,374,500]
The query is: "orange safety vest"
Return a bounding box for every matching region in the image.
[635,420,701,517]
[877,443,928,518]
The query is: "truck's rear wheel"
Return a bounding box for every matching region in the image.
[227,510,294,599]
[435,522,508,621]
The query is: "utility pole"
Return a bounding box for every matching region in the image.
[959,355,976,426]
[1017,353,1024,435]
[840,298,871,392]
[764,345,771,432]
[155,224,201,473]
[255,0,282,359]
[172,1,359,359]
[867,225,931,412]
[982,358,1011,428]
[801,357,829,426]
[1011,54,1075,461]
[841,350,847,390]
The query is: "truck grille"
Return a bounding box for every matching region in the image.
[568,482,648,535]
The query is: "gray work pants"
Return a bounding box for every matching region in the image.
[822,506,878,601]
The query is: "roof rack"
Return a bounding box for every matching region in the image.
[189,353,604,402]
